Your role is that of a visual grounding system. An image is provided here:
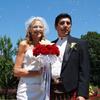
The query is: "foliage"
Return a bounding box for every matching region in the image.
[0,35,18,89]
[81,32,100,87]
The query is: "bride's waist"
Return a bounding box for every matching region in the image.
[20,76,42,84]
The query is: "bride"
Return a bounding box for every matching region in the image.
[13,16,51,100]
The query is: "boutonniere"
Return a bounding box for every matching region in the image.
[70,42,77,50]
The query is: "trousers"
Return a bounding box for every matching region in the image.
[50,78,76,100]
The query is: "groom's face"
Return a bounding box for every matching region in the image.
[56,18,71,38]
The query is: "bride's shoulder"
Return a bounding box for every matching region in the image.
[18,40,29,52]
[20,40,28,46]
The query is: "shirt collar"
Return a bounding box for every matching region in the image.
[58,36,68,41]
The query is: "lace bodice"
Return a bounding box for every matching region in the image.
[20,46,42,84]
[23,46,41,71]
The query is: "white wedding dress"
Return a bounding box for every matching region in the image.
[17,46,51,100]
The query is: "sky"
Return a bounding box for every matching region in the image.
[0,0,100,47]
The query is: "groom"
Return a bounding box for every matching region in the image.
[51,13,90,100]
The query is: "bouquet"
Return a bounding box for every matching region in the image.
[32,42,60,68]
[32,41,60,93]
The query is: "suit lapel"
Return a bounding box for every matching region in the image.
[52,36,76,73]
[61,36,74,73]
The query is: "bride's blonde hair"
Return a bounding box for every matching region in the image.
[25,16,49,44]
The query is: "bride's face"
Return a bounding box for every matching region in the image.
[30,20,44,40]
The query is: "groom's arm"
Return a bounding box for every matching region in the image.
[77,40,90,99]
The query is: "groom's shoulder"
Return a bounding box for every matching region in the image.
[71,36,87,43]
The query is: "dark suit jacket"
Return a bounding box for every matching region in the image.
[52,35,90,99]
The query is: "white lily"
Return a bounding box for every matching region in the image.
[40,39,54,45]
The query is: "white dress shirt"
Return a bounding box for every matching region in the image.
[51,37,67,79]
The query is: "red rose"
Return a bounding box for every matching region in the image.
[33,43,59,56]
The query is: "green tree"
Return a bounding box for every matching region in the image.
[0,35,18,98]
[81,32,100,87]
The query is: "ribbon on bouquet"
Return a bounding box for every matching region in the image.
[28,54,58,100]
[32,54,58,100]
[41,63,51,100]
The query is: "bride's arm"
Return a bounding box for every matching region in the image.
[13,40,42,77]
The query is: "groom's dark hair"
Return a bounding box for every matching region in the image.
[55,13,72,28]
